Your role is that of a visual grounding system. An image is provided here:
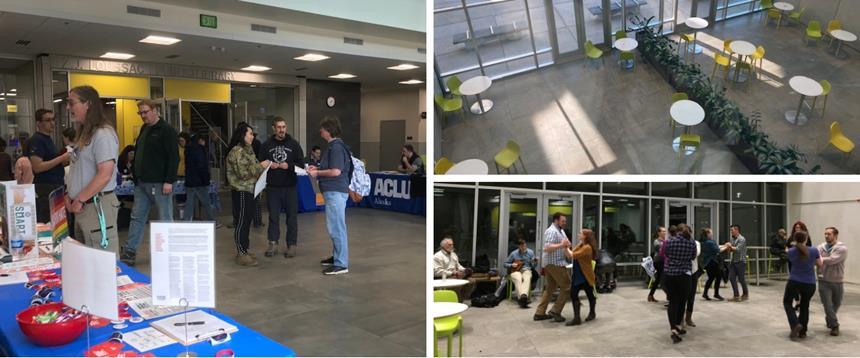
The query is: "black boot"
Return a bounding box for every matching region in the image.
[685,311,696,327]
[585,300,596,322]
[565,299,582,326]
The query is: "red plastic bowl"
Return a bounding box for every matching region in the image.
[16,302,86,346]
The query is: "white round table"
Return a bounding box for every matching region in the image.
[459,76,493,115]
[432,302,469,319]
[614,38,638,69]
[729,40,756,83]
[830,30,857,58]
[433,279,470,289]
[774,2,794,11]
[670,100,705,155]
[685,17,709,54]
[444,159,489,175]
[786,76,823,126]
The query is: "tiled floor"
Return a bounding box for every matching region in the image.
[439,278,860,356]
[439,12,860,174]
[127,193,426,356]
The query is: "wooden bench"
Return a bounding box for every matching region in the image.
[453,21,525,49]
[587,0,645,17]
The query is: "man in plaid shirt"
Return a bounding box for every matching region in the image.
[534,213,571,323]
[663,224,697,343]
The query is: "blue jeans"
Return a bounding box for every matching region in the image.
[125,182,174,254]
[183,186,213,221]
[323,191,348,268]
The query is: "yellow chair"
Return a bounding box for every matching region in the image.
[812,80,831,119]
[493,140,526,174]
[446,75,464,97]
[679,33,695,58]
[765,8,782,28]
[711,54,732,81]
[585,40,604,66]
[723,39,735,57]
[435,94,464,124]
[750,46,765,78]
[826,20,842,44]
[434,157,455,174]
[760,0,773,9]
[677,133,702,173]
[434,290,463,357]
[614,30,627,49]
[669,93,688,135]
[828,122,855,166]
[788,7,806,25]
[805,21,823,45]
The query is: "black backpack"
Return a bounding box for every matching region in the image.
[470,293,504,308]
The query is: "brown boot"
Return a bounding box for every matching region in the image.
[647,295,657,302]
[565,299,582,326]
[685,311,696,327]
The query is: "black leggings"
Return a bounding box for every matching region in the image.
[571,281,596,307]
[686,268,703,313]
[664,274,691,330]
[703,260,722,297]
[649,261,664,296]
[232,190,254,255]
[783,280,815,330]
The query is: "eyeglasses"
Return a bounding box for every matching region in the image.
[137,109,152,116]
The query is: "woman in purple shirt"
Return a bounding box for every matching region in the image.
[783,230,822,341]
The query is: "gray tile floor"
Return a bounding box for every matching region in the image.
[439,12,860,174]
[440,279,860,356]
[124,194,426,357]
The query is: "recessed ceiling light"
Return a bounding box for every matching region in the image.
[294,53,329,62]
[9,89,16,92]
[53,99,62,103]
[250,84,257,87]
[398,79,423,85]
[139,35,182,45]
[241,65,271,72]
[328,73,356,79]
[388,64,420,71]
[100,52,135,60]
[5,92,16,97]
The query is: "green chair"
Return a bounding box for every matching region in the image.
[760,0,773,9]
[750,46,765,78]
[435,94,464,125]
[788,7,805,25]
[679,33,695,58]
[812,80,831,119]
[619,52,635,70]
[765,8,782,28]
[585,41,604,66]
[805,21,823,45]
[670,93,688,136]
[434,290,463,357]
[677,133,702,173]
[493,140,526,174]
[435,157,455,174]
[828,122,855,165]
[446,75,464,97]
[711,54,732,81]
[614,30,627,41]
[507,274,534,301]
[826,20,842,44]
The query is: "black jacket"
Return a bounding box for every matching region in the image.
[133,119,179,184]
[258,134,305,187]
[184,142,210,187]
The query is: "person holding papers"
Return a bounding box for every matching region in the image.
[227,123,271,267]
[258,116,305,259]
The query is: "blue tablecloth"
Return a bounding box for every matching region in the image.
[0,262,295,357]
[357,173,425,216]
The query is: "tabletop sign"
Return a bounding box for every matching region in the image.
[200,14,217,29]
[150,222,216,308]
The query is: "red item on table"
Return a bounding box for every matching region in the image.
[84,341,123,357]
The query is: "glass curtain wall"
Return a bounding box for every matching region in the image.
[0,59,35,155]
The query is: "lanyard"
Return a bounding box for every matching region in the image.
[92,194,108,249]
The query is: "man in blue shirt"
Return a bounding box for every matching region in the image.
[28,109,70,223]
[505,239,537,308]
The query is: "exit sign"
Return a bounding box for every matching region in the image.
[200,14,217,28]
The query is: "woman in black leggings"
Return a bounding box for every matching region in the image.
[663,224,697,343]
[648,226,667,302]
[701,228,726,301]
[565,229,599,326]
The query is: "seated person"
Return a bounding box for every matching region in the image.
[433,236,475,302]
[505,239,537,308]
[397,144,424,175]
[306,145,321,167]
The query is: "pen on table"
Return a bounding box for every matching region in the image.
[174,321,206,326]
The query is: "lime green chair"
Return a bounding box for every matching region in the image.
[435,157,455,175]
[760,0,773,9]
[435,94,464,125]
[750,46,765,78]
[788,7,805,25]
[434,290,463,357]
[826,20,842,44]
[805,21,823,45]
[446,75,464,97]
[677,133,702,173]
[711,54,732,81]
[614,30,627,41]
[585,41,604,66]
[765,8,782,28]
[670,93,688,135]
[679,33,695,58]
[812,80,831,118]
[493,140,526,174]
[828,122,855,164]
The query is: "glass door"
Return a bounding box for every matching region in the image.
[547,0,583,59]
[502,192,542,268]
[544,194,578,245]
[667,200,717,239]
[668,201,689,228]
[162,98,182,132]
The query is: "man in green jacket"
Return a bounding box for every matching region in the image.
[121,99,179,265]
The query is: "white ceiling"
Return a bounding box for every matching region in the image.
[0,11,426,90]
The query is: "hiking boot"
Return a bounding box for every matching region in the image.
[831,326,840,336]
[798,327,807,339]
[284,245,296,258]
[741,294,749,301]
[120,251,136,266]
[322,266,348,275]
[533,314,552,321]
[518,294,528,308]
[235,254,258,267]
[549,310,565,323]
[320,256,334,266]
[265,242,278,257]
[585,301,596,322]
[714,295,725,301]
[790,324,802,340]
[647,295,657,302]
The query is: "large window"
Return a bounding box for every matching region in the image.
[433,186,476,266]
[476,189,501,267]
[546,182,600,193]
[1,59,35,147]
[652,182,691,198]
[766,183,785,204]
[583,195,600,234]
[732,203,763,246]
[601,196,648,264]
[732,182,762,202]
[603,182,647,195]
[695,182,727,200]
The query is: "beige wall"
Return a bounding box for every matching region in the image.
[787,182,859,284]
[793,0,859,39]
[360,87,425,171]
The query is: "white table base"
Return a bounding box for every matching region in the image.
[728,65,750,83]
[784,110,809,126]
[470,99,494,114]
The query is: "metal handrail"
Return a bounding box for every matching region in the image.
[189,103,228,149]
